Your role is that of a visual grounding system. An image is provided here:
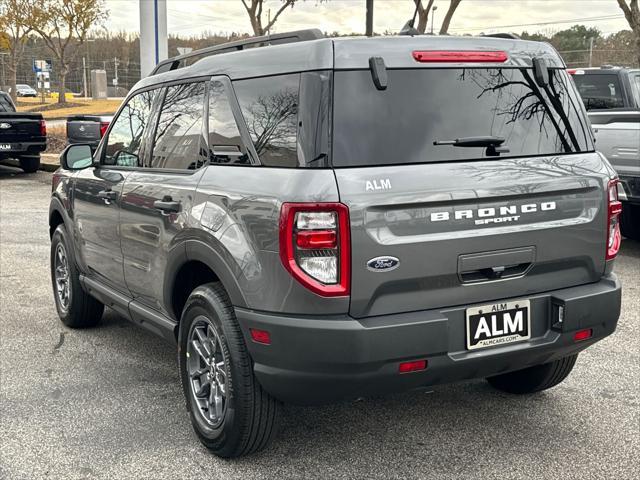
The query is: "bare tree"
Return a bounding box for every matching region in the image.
[241,0,298,36]
[413,0,435,33]
[0,0,37,101]
[617,0,640,66]
[28,0,107,104]
[439,0,463,34]
[412,0,462,34]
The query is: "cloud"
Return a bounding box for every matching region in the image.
[105,0,629,37]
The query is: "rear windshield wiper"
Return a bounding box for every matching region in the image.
[434,136,505,147]
[434,136,509,156]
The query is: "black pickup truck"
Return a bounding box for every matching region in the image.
[0,91,47,173]
[66,114,112,150]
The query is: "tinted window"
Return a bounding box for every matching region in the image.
[572,73,625,110]
[150,82,206,170]
[0,94,14,112]
[208,80,248,165]
[332,68,592,168]
[104,90,156,167]
[234,74,299,167]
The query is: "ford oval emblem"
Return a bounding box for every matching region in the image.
[367,256,400,272]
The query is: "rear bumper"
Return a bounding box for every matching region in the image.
[0,141,46,157]
[236,275,621,404]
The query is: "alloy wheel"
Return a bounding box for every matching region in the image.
[186,316,228,428]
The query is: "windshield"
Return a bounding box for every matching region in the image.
[17,84,31,89]
[332,68,593,168]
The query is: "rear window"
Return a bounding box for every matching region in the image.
[332,68,593,168]
[572,73,625,110]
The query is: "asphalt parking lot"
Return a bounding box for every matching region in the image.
[1,166,638,480]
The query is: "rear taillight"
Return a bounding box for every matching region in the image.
[279,203,350,297]
[606,179,622,261]
[412,50,508,63]
[99,121,110,137]
[40,119,47,137]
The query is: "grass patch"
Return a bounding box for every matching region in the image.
[16,97,121,119]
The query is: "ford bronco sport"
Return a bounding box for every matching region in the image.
[49,30,622,458]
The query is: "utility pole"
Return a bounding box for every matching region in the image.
[366,0,374,37]
[588,37,594,68]
[82,57,88,98]
[114,57,119,87]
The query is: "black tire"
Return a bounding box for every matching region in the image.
[50,224,104,328]
[178,282,281,458]
[486,354,578,394]
[620,203,640,241]
[19,155,40,173]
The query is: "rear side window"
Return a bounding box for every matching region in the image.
[572,74,625,110]
[104,89,156,167]
[234,74,299,167]
[150,82,206,170]
[332,68,592,168]
[208,80,249,165]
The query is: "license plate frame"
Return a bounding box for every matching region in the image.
[466,299,531,351]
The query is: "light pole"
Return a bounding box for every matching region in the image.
[430,5,438,35]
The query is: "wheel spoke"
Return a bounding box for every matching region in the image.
[190,367,207,379]
[191,340,210,365]
[194,328,211,357]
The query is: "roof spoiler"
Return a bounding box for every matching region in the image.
[150,29,325,76]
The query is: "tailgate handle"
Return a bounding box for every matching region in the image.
[458,247,536,284]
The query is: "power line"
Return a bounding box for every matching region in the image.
[449,14,625,32]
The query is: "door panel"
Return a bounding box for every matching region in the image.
[73,167,130,291]
[120,170,205,314]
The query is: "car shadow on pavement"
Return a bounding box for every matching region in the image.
[87,307,600,474]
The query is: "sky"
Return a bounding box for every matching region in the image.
[105,0,630,39]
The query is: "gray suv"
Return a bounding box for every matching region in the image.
[49,30,622,458]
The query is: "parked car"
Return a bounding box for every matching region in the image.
[570,67,640,239]
[66,115,112,150]
[49,31,622,458]
[0,91,46,172]
[15,84,38,97]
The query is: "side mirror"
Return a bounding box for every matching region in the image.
[61,144,93,170]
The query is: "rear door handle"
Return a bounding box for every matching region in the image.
[153,197,181,213]
[98,189,117,202]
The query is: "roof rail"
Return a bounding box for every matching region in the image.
[150,29,325,76]
[481,33,520,40]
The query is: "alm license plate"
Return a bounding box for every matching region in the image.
[466,299,531,350]
[0,144,12,150]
